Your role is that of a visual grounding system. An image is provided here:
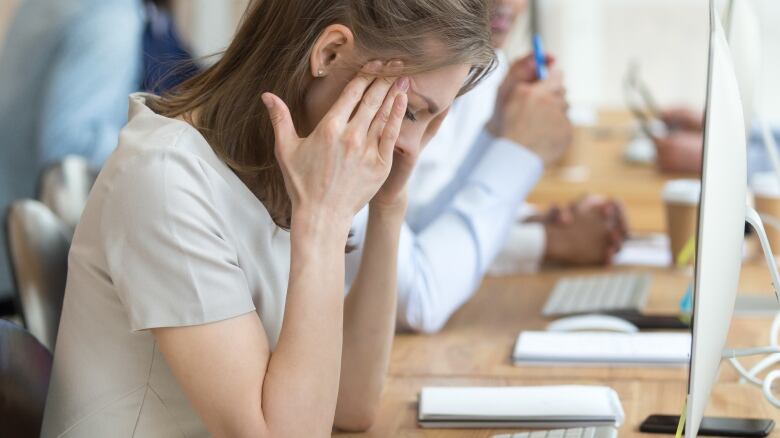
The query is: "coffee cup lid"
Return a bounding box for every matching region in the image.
[750,172,780,198]
[662,179,701,204]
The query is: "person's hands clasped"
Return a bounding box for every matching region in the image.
[542,195,628,266]
[262,61,409,232]
[486,54,573,165]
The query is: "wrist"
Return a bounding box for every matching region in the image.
[290,207,352,245]
[369,193,408,219]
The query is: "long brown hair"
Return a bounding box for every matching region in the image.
[150,0,496,227]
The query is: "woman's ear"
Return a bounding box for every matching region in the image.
[310,24,355,78]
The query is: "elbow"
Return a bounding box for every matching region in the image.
[408,318,447,335]
[333,405,379,433]
[403,305,449,335]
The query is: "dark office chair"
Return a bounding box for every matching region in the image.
[0,319,53,438]
[6,200,71,351]
[39,156,98,232]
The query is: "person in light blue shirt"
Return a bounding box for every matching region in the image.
[345,0,627,333]
[0,0,144,300]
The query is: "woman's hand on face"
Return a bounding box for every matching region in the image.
[262,61,409,231]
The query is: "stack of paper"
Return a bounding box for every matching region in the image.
[418,386,624,429]
[513,331,691,366]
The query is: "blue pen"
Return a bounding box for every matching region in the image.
[532,34,548,80]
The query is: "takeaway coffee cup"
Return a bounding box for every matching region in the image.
[663,179,701,264]
[751,172,780,255]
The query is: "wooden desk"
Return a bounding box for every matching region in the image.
[390,263,776,383]
[336,115,780,436]
[337,377,778,437]
[337,267,778,437]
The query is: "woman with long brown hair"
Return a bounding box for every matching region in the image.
[42,1,494,437]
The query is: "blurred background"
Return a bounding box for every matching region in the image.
[3,0,777,116]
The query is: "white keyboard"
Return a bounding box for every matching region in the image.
[542,273,651,317]
[493,426,617,438]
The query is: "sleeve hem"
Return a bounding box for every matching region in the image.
[131,307,257,333]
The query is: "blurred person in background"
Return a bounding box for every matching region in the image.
[653,107,780,176]
[0,0,144,170]
[0,0,143,306]
[0,0,194,302]
[142,0,199,94]
[345,0,628,334]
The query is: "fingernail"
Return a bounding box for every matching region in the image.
[365,60,382,73]
[261,93,274,109]
[389,59,404,69]
[397,77,410,92]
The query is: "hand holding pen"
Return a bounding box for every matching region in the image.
[486,52,572,165]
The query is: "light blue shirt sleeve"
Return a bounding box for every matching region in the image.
[345,132,543,333]
[748,124,780,177]
[39,3,143,167]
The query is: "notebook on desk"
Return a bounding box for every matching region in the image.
[512,331,691,366]
[418,386,624,429]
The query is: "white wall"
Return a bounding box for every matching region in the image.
[172,0,249,61]
[504,0,780,116]
[1,0,779,116]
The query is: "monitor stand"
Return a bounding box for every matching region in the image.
[745,207,780,304]
[735,294,780,316]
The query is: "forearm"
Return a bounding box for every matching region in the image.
[262,213,350,436]
[336,204,405,430]
[399,137,544,332]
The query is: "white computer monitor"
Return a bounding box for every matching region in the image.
[685,2,749,438]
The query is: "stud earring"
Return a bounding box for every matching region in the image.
[317,69,325,77]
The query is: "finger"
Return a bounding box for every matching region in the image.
[369,77,409,142]
[327,61,383,122]
[509,59,538,84]
[378,92,407,164]
[612,201,630,238]
[262,93,298,149]
[351,75,395,134]
[543,70,565,94]
[546,206,562,223]
[350,61,404,135]
[559,208,574,225]
[600,202,615,219]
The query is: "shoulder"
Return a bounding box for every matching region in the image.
[98,95,222,220]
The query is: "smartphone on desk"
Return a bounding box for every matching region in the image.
[604,311,690,330]
[640,414,774,437]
